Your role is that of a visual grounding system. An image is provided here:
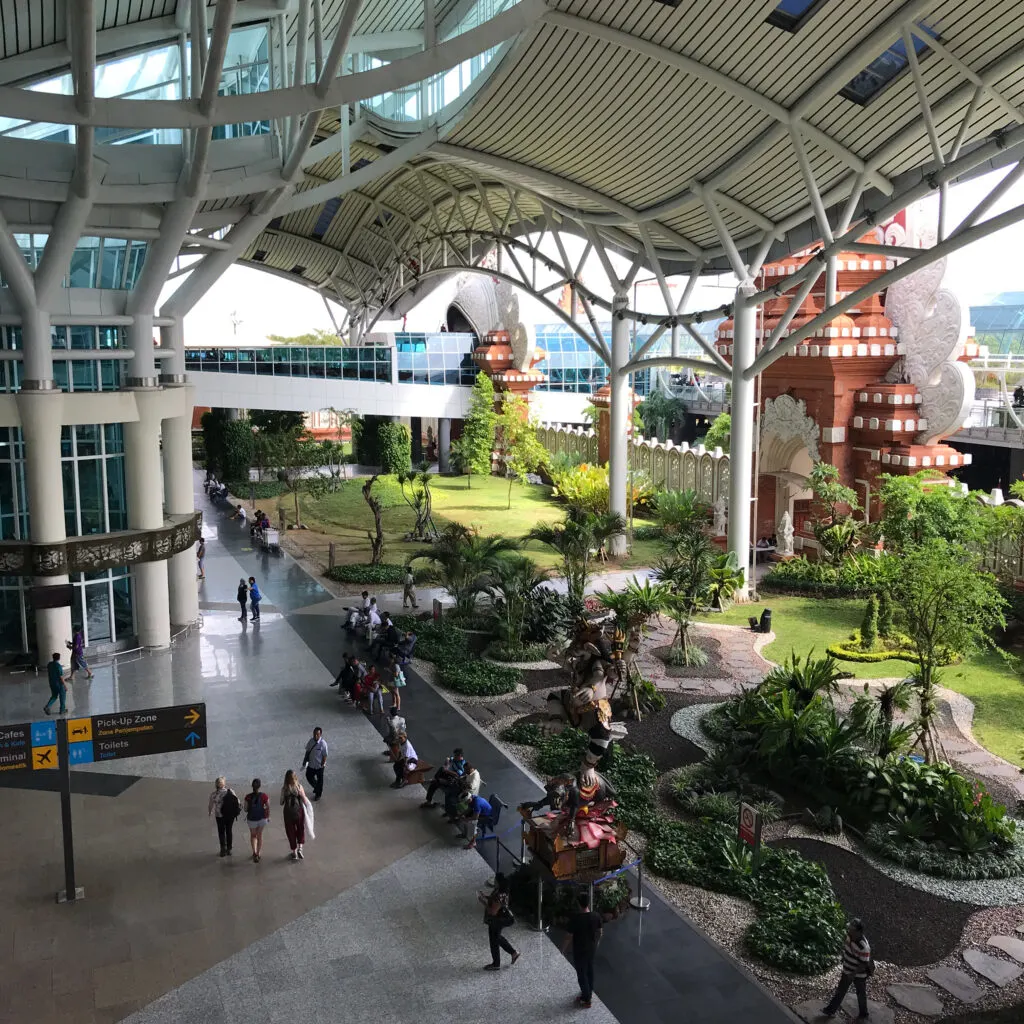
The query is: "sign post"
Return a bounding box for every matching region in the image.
[1,702,206,904]
[738,801,763,872]
[55,718,82,904]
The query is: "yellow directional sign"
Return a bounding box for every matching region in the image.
[32,744,58,770]
[183,708,201,727]
[67,718,92,742]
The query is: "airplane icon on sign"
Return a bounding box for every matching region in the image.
[35,749,53,766]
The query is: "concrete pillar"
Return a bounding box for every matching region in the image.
[410,416,423,463]
[159,321,186,382]
[127,313,158,385]
[728,281,757,596]
[162,388,199,628]
[16,391,72,663]
[125,391,171,648]
[20,308,55,388]
[607,294,630,556]
[438,417,451,472]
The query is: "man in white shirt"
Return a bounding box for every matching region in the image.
[391,733,417,788]
[344,592,371,630]
[302,727,328,800]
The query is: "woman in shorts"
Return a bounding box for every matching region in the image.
[244,778,270,862]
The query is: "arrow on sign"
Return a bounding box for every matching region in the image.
[185,731,201,747]
[183,708,201,726]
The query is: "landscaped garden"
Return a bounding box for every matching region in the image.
[202,389,1024,1022]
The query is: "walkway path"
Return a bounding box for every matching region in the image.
[0,474,796,1024]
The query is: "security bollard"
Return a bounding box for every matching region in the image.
[629,862,651,911]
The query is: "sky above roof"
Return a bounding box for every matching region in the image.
[170,165,1024,348]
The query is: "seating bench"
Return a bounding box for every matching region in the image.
[403,762,433,786]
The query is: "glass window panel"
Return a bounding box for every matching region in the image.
[70,326,95,350]
[100,361,120,391]
[54,361,69,391]
[112,573,133,641]
[125,241,147,288]
[62,461,77,535]
[105,457,127,531]
[75,424,100,456]
[76,458,105,534]
[50,326,68,350]
[61,426,73,457]
[103,424,124,454]
[99,239,126,289]
[72,361,96,391]
[342,359,357,380]
[69,238,100,287]
[84,581,112,644]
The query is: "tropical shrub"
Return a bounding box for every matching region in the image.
[702,658,1020,873]
[377,422,412,474]
[486,640,550,662]
[762,553,897,597]
[436,658,520,697]
[645,820,845,974]
[499,721,545,746]
[535,727,592,777]
[521,587,574,644]
[860,595,878,651]
[325,563,429,585]
[549,462,609,516]
[826,629,940,665]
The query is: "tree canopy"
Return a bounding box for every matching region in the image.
[451,372,497,486]
[266,328,340,346]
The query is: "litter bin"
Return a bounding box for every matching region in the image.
[759,608,772,634]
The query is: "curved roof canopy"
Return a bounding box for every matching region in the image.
[2,0,1024,327]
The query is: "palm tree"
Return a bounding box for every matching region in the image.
[848,679,916,757]
[527,510,625,616]
[653,488,710,540]
[486,555,552,649]
[705,552,744,611]
[409,524,519,621]
[652,530,717,664]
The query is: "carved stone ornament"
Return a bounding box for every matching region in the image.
[494,279,533,372]
[884,255,975,444]
[0,512,202,577]
[779,511,795,557]
[712,495,727,536]
[760,395,820,463]
[449,272,499,340]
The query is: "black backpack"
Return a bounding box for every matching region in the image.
[221,789,240,820]
[283,789,303,822]
[246,792,266,822]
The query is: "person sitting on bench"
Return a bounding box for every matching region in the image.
[395,630,417,663]
[444,761,481,820]
[343,592,371,631]
[420,748,467,809]
[370,611,400,661]
[391,733,418,788]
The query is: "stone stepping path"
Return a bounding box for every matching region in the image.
[926,965,984,1004]
[886,983,944,1016]
[792,997,895,1024]
[963,947,1023,987]
[987,934,1024,963]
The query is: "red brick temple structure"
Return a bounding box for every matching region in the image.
[716,218,977,554]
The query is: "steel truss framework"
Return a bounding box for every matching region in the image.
[0,1,1023,576]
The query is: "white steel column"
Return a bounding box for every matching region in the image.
[21,308,54,387]
[160,321,197,627]
[162,397,199,628]
[127,313,158,385]
[125,391,171,648]
[608,293,629,556]
[728,281,757,596]
[16,392,72,663]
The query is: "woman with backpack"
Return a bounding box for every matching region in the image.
[280,770,309,861]
[236,578,248,621]
[478,872,520,971]
[244,778,270,862]
[208,777,240,857]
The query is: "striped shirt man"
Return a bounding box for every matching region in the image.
[841,932,871,977]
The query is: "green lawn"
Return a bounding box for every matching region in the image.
[697,595,1024,767]
[277,473,661,573]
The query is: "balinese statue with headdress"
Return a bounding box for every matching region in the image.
[556,619,620,763]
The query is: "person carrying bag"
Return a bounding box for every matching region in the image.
[478,873,520,971]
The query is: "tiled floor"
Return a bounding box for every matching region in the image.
[0,473,797,1024]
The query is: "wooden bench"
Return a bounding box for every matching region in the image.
[403,762,433,787]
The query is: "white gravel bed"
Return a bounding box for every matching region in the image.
[668,702,720,754]
[782,822,1024,907]
[481,654,562,670]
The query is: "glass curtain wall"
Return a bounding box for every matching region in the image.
[0,326,125,394]
[0,25,270,144]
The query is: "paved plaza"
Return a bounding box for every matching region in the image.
[0,477,795,1024]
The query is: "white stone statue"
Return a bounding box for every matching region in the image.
[712,496,727,536]
[779,511,795,557]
